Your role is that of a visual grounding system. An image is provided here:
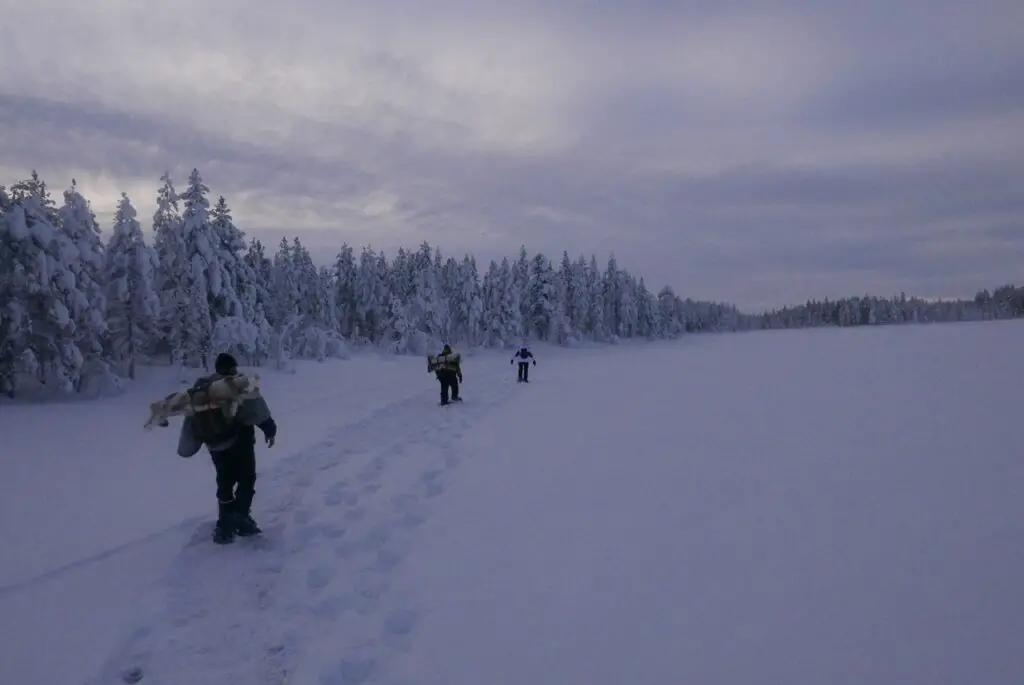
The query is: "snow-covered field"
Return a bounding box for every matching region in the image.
[1,322,1022,685]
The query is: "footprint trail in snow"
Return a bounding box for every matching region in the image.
[88,382,512,685]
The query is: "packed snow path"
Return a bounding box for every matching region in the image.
[87,378,516,685]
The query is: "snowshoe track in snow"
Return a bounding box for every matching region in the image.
[88,381,513,685]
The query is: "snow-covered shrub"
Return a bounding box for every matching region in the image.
[76,357,125,398]
[211,315,260,365]
[291,325,349,362]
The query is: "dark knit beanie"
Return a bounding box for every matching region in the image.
[215,352,238,375]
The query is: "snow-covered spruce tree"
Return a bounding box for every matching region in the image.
[267,237,300,369]
[209,195,268,365]
[513,246,531,329]
[480,260,502,346]
[377,248,413,351]
[617,271,638,339]
[8,171,59,223]
[0,185,15,396]
[602,254,622,340]
[243,238,274,315]
[558,251,580,336]
[381,293,416,353]
[406,242,447,350]
[353,246,389,344]
[332,243,358,339]
[103,193,161,379]
[292,265,345,361]
[657,286,683,337]
[498,257,523,345]
[388,247,411,304]
[0,187,85,396]
[569,255,590,337]
[266,237,345,363]
[296,240,343,358]
[155,169,258,369]
[180,171,243,367]
[303,252,338,332]
[548,265,574,345]
[636,277,657,339]
[154,168,218,370]
[586,255,608,342]
[440,253,460,342]
[151,170,246,370]
[527,252,557,340]
[371,244,433,354]
[270,237,302,324]
[170,171,213,368]
[455,255,484,346]
[151,172,185,365]
[58,180,109,388]
[242,238,275,361]
[209,196,251,318]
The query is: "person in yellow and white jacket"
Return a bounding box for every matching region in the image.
[428,344,463,405]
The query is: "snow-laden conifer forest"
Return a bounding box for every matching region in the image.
[2,169,1021,399]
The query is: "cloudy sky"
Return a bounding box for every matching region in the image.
[2,0,1022,310]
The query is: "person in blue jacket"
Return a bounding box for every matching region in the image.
[510,344,536,382]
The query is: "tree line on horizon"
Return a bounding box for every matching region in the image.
[1,169,1020,399]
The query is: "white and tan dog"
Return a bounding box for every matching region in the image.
[144,373,262,430]
[427,352,461,373]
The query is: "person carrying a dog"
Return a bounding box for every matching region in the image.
[429,343,463,405]
[177,352,278,544]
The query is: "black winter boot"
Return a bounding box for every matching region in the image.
[213,501,236,544]
[235,513,261,537]
[233,488,262,537]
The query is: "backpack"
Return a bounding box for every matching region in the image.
[188,377,235,444]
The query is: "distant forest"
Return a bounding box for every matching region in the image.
[1,168,1020,398]
[755,285,1023,330]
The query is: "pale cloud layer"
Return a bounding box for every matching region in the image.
[2,0,1022,310]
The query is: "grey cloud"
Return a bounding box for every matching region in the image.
[802,63,1024,134]
[0,94,379,199]
[984,223,1024,242]
[1,1,1022,311]
[659,157,1024,217]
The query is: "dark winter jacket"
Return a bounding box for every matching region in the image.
[511,347,534,363]
[177,373,276,458]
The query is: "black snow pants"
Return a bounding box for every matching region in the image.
[210,434,257,517]
[438,369,460,404]
[517,362,530,382]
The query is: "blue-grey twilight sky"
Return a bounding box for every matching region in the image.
[2,0,1022,310]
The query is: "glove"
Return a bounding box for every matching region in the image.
[258,418,277,448]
